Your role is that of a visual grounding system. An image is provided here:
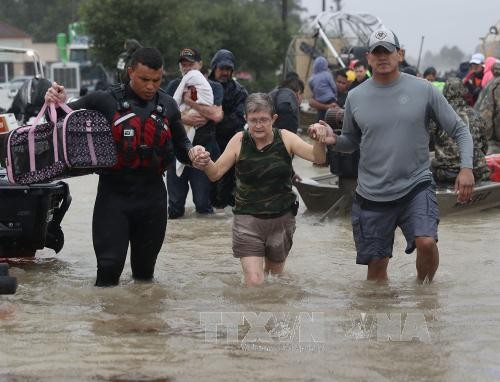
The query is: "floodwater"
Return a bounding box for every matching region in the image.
[1,157,500,382]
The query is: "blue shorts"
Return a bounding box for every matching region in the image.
[351,183,439,265]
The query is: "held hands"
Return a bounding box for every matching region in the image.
[189,145,211,170]
[308,120,336,145]
[455,168,475,203]
[44,82,67,104]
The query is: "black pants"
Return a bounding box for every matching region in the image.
[92,174,168,286]
[213,135,236,208]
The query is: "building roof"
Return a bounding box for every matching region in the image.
[0,20,31,39]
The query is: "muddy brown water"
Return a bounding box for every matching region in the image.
[1,157,499,381]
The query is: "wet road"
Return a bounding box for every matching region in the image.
[1,158,500,381]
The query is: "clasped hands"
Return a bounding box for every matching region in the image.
[308,121,336,145]
[188,146,211,170]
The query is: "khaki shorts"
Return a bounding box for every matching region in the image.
[232,212,296,262]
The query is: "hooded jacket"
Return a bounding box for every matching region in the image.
[308,56,337,103]
[431,78,490,182]
[481,57,499,88]
[209,49,248,142]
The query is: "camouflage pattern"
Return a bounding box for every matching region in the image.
[475,62,500,141]
[234,128,296,216]
[430,77,490,183]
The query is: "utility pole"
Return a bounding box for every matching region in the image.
[322,0,326,12]
[334,0,342,11]
[282,0,288,31]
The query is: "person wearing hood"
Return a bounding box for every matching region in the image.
[208,49,248,208]
[481,56,499,89]
[430,77,490,183]
[475,60,500,143]
[308,56,337,122]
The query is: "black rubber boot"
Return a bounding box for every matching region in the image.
[0,276,17,294]
[0,263,9,276]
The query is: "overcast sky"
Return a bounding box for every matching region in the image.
[300,0,499,59]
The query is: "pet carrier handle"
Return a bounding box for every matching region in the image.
[27,102,73,173]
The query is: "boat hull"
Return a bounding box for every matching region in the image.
[296,174,500,216]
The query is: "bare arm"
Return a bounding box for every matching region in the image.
[204,132,242,181]
[281,128,327,163]
[183,92,223,123]
[309,97,338,111]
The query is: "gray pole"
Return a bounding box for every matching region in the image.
[416,35,425,75]
[282,0,288,31]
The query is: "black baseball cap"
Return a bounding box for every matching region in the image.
[178,48,201,63]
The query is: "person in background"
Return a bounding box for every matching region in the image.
[208,49,248,209]
[481,56,499,88]
[194,93,330,286]
[165,48,223,219]
[269,72,306,183]
[431,78,490,183]
[401,66,418,76]
[346,59,358,84]
[475,60,500,144]
[334,69,349,107]
[269,72,304,134]
[309,69,349,115]
[116,38,142,84]
[423,66,445,91]
[463,53,485,106]
[308,56,337,122]
[322,28,474,283]
[8,77,51,123]
[348,61,370,91]
[423,67,437,82]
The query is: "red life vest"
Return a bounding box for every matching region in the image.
[110,85,174,173]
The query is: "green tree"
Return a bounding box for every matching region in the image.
[79,0,302,91]
[0,0,83,42]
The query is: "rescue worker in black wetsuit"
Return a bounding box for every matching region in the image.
[45,47,205,286]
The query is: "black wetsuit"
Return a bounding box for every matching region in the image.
[66,85,192,286]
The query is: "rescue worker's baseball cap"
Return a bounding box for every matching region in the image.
[178,48,201,63]
[368,28,400,53]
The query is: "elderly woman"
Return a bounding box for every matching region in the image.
[196,92,331,286]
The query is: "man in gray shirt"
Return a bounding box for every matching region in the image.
[318,28,475,283]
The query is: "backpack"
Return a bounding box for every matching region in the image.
[110,85,175,173]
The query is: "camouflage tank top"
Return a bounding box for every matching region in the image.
[233,128,296,216]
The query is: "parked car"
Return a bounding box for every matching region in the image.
[2,76,33,99]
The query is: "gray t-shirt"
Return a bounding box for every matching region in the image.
[333,73,473,202]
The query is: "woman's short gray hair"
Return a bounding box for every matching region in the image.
[244,92,275,115]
